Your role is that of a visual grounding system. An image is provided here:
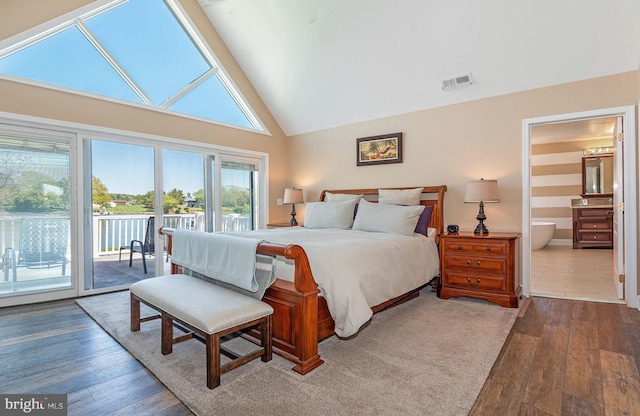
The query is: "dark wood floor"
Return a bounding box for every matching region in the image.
[471,296,640,415]
[0,298,193,416]
[1,296,639,415]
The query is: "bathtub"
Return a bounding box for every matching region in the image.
[531,222,556,250]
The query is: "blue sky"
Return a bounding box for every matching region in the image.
[0,0,253,128]
[92,141,250,196]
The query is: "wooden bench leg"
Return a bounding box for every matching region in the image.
[262,315,272,362]
[161,312,173,355]
[130,293,140,332]
[206,333,221,389]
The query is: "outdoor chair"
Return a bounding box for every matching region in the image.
[2,217,69,283]
[119,216,158,274]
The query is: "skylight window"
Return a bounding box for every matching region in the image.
[0,0,262,131]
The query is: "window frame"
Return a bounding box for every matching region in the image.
[0,0,268,134]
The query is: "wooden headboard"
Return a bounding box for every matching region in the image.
[319,185,447,244]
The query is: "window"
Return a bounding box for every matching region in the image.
[0,0,264,131]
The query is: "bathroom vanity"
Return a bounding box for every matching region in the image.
[572,206,613,249]
[572,149,614,249]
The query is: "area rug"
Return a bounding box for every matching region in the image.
[76,289,518,416]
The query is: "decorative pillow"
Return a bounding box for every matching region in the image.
[324,192,364,202]
[378,187,423,206]
[352,199,425,236]
[414,204,434,236]
[304,199,358,229]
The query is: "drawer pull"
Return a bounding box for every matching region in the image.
[467,278,481,286]
[457,245,462,250]
[485,247,491,251]
[467,260,481,268]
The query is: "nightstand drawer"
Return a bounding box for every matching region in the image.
[443,255,506,274]
[442,272,505,292]
[442,240,507,255]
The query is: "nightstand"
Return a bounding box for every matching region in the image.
[439,231,521,308]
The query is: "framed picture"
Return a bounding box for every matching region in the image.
[356,132,403,166]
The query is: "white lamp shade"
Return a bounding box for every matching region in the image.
[464,179,500,203]
[283,188,304,204]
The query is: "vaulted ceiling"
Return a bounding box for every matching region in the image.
[198,0,640,136]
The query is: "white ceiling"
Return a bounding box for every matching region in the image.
[531,117,617,144]
[198,0,640,136]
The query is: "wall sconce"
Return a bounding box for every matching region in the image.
[283,187,304,226]
[464,178,500,235]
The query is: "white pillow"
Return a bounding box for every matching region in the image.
[324,191,364,202]
[378,187,423,206]
[304,200,358,229]
[352,199,424,236]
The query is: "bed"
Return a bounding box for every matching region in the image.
[159,185,446,375]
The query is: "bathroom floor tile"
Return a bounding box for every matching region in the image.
[530,246,620,303]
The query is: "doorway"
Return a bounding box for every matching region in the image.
[522,106,638,308]
[530,118,619,302]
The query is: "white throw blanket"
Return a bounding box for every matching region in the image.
[171,229,266,293]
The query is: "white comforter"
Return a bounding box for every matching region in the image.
[229,228,440,337]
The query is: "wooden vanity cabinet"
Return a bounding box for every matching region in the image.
[572,207,613,249]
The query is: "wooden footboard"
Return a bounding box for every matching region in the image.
[158,227,325,374]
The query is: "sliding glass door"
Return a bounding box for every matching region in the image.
[0,128,73,299]
[87,140,156,290]
[0,115,267,304]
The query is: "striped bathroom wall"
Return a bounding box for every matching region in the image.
[531,137,613,245]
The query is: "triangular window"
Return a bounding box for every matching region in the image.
[0,0,264,132]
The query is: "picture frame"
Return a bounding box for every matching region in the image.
[356,132,403,166]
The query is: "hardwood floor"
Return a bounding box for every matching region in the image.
[0,299,193,416]
[1,295,639,415]
[471,296,640,415]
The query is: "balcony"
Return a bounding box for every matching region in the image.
[0,213,252,296]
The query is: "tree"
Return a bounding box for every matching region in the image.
[167,188,185,205]
[11,171,67,212]
[194,189,205,207]
[0,151,30,209]
[92,176,110,207]
[222,185,250,214]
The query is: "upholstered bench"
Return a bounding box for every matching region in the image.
[130,274,273,389]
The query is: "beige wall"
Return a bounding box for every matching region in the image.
[288,72,639,235]
[0,0,292,221]
[288,71,639,301]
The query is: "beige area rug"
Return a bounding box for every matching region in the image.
[76,289,518,416]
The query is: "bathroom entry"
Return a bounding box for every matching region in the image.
[529,115,624,302]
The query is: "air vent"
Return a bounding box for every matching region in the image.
[441,72,473,91]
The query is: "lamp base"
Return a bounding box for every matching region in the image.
[474,201,489,234]
[474,221,489,235]
[289,203,298,226]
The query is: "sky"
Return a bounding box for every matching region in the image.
[91,141,251,196]
[0,0,254,129]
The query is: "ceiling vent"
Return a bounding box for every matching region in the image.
[441,72,473,91]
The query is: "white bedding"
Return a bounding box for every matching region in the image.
[229,228,440,337]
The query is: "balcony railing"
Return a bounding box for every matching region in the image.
[1,213,252,259]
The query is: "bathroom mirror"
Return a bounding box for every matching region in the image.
[581,155,613,197]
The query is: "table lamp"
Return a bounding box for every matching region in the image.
[283,187,304,226]
[464,178,500,235]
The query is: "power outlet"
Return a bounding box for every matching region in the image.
[277,198,283,206]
